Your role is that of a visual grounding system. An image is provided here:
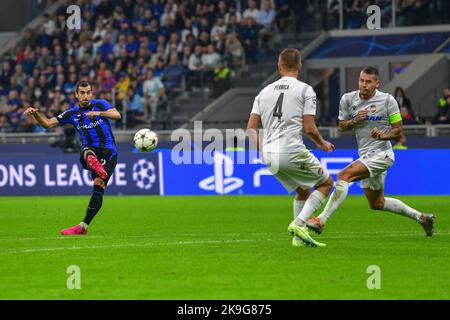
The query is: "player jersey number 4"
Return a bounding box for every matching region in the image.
[251,76,317,153]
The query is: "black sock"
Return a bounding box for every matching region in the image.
[82,185,105,225]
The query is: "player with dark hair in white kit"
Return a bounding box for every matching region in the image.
[306,67,435,237]
[247,48,335,248]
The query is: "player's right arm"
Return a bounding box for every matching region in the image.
[302,86,335,152]
[23,107,59,128]
[338,94,367,131]
[339,111,367,131]
[303,115,335,152]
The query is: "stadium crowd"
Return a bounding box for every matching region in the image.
[0,0,295,132]
[0,0,448,134]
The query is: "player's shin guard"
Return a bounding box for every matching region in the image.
[82,185,105,226]
[295,190,326,225]
[317,180,349,224]
[293,199,306,220]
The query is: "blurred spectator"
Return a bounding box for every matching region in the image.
[274,0,292,32]
[394,87,412,111]
[393,134,409,150]
[182,19,199,42]
[240,17,261,62]
[243,0,260,21]
[161,54,184,97]
[214,32,227,55]
[123,87,145,127]
[227,14,241,34]
[188,45,205,88]
[225,33,245,69]
[211,18,227,42]
[19,29,37,49]
[21,115,38,133]
[153,58,166,78]
[433,89,450,124]
[211,60,231,98]
[202,45,221,71]
[226,5,242,24]
[202,44,221,83]
[181,46,192,69]
[0,61,14,87]
[142,69,166,121]
[258,0,276,49]
[0,114,10,133]
[115,72,131,101]
[400,106,418,125]
[101,70,117,93]
[397,0,429,26]
[42,13,56,36]
[8,114,22,133]
[393,86,419,124]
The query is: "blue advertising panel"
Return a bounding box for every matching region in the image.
[161,149,450,196]
[1,149,449,196]
[0,153,162,196]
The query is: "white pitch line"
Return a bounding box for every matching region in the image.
[1,232,449,254]
[0,230,449,242]
[11,238,259,254]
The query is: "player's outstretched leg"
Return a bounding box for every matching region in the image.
[61,180,105,235]
[366,190,436,237]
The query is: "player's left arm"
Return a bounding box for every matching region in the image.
[371,96,403,140]
[86,108,122,120]
[371,121,403,140]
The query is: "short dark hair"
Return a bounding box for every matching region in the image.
[279,48,301,71]
[361,67,379,79]
[75,80,92,93]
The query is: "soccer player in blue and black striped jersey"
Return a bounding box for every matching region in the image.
[23,81,121,235]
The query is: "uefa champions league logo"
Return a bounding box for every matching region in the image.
[132,159,156,190]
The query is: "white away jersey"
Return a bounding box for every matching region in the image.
[251,76,317,153]
[339,90,401,157]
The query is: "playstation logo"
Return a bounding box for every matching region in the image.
[199,152,244,194]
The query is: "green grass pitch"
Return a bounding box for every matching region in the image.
[0,195,449,299]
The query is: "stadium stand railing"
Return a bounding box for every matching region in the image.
[2,124,450,145]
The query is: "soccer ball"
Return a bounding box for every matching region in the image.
[134,129,158,152]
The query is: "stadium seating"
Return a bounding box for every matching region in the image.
[0,0,299,132]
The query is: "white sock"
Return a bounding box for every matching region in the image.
[317,180,349,224]
[295,190,326,226]
[293,199,306,220]
[382,198,422,222]
[80,222,88,230]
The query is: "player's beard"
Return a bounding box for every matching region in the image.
[360,88,375,100]
[80,99,91,108]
